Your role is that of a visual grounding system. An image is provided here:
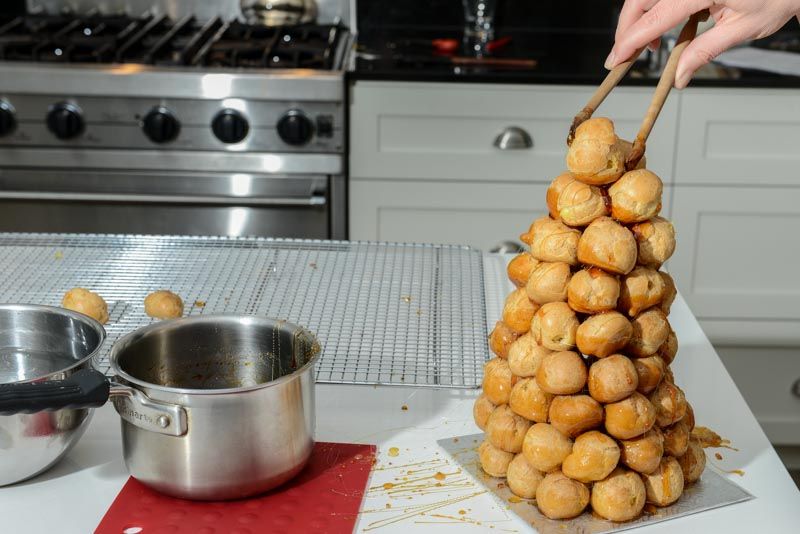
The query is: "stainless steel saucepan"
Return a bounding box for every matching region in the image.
[0,313,320,500]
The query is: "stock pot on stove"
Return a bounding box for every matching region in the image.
[0,311,320,500]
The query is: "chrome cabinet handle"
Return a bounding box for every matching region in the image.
[792,379,800,399]
[494,126,533,150]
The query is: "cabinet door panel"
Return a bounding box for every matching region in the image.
[350,81,677,184]
[675,90,800,185]
[669,185,800,342]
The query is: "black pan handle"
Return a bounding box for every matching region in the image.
[0,368,110,415]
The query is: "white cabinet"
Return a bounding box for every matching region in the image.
[349,81,678,184]
[669,89,800,345]
[717,346,800,445]
[349,81,678,250]
[350,181,549,250]
[675,89,800,186]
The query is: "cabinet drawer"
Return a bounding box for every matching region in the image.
[350,81,678,183]
[350,180,548,250]
[717,346,800,445]
[669,185,800,329]
[675,89,800,185]
[350,180,673,251]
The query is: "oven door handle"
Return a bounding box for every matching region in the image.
[0,191,327,207]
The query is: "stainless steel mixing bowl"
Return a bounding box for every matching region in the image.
[0,304,106,486]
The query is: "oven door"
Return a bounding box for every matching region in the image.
[0,169,333,238]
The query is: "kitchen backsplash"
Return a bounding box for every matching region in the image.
[25,0,351,24]
[356,0,625,32]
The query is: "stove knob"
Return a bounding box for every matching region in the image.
[0,100,17,137]
[46,102,84,140]
[277,110,314,146]
[142,107,180,144]
[212,109,249,144]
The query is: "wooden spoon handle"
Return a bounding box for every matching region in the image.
[567,46,645,146]
[626,11,707,170]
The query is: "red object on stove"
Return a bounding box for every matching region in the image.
[95,442,376,534]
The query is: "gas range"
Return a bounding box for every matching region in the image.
[0,12,351,240]
[0,13,349,152]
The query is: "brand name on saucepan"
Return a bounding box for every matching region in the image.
[114,399,156,425]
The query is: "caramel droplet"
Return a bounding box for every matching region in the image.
[433,472,446,480]
[383,482,395,490]
[388,447,400,457]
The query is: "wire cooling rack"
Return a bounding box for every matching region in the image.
[0,233,489,388]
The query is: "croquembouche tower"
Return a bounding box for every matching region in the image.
[473,116,706,522]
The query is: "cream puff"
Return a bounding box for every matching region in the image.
[663,420,690,457]
[526,261,571,305]
[562,430,620,483]
[548,394,604,438]
[628,308,670,357]
[473,393,496,431]
[576,311,633,358]
[522,423,573,472]
[577,217,638,275]
[642,456,684,506]
[509,378,553,424]
[608,169,663,223]
[486,405,531,453]
[507,453,545,499]
[631,216,676,268]
[659,271,677,315]
[657,328,678,365]
[677,437,706,483]
[566,118,625,185]
[507,333,550,377]
[618,267,667,317]
[547,172,577,220]
[683,402,696,431]
[507,252,539,288]
[634,355,666,395]
[556,179,609,227]
[479,440,514,478]
[522,217,581,266]
[482,358,514,405]
[619,428,664,474]
[62,287,109,324]
[535,471,591,519]
[605,392,657,440]
[536,350,587,395]
[502,288,538,335]
[567,267,620,313]
[531,302,579,351]
[489,321,519,359]
[588,354,639,403]
[590,467,647,522]
[650,381,688,428]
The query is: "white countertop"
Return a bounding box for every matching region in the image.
[2,256,799,533]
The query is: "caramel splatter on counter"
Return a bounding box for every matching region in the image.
[388,447,400,457]
[692,426,738,451]
[401,295,412,303]
[715,452,723,460]
[383,483,395,490]
[194,300,206,308]
[433,472,446,481]
[401,405,408,411]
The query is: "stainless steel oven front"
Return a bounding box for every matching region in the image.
[0,150,346,238]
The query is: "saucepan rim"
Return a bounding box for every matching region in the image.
[0,303,107,384]
[109,314,321,396]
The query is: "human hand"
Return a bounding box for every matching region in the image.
[606,0,800,88]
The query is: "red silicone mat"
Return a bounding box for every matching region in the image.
[95,442,376,534]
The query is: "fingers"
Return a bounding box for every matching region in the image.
[615,0,661,42]
[674,16,756,88]
[607,0,712,69]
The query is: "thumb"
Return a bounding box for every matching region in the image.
[675,17,754,88]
